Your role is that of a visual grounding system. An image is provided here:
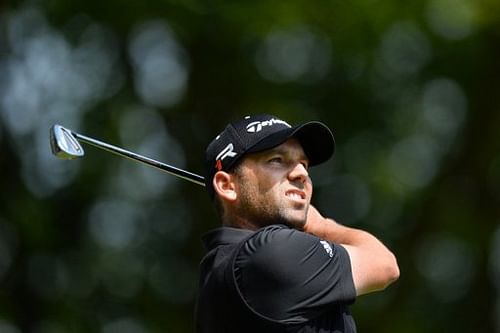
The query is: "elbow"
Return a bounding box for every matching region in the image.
[349,245,400,296]
[371,253,400,293]
[382,253,400,288]
[355,252,400,296]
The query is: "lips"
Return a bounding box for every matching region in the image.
[285,189,306,201]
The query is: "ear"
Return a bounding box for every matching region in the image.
[213,171,238,201]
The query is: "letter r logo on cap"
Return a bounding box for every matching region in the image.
[216,143,237,165]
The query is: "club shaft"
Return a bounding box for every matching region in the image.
[73,132,206,187]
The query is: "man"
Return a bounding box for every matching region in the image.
[195,114,399,332]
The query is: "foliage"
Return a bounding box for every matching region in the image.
[0,0,499,332]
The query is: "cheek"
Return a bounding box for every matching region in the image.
[251,171,281,193]
[259,177,285,197]
[306,177,313,194]
[239,165,289,197]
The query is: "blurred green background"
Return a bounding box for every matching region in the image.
[1,0,499,332]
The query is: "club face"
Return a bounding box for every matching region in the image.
[50,125,85,160]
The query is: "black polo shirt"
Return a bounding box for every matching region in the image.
[195,224,357,333]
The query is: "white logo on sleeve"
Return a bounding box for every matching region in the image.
[320,240,333,258]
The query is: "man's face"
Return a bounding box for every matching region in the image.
[233,138,312,229]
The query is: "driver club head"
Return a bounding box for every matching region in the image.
[50,124,85,160]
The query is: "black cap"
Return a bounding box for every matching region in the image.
[205,114,335,197]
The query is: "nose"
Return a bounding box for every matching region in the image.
[289,162,309,183]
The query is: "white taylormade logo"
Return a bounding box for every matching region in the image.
[246,118,291,133]
[320,240,333,258]
[216,143,237,161]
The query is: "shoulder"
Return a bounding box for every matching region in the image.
[250,224,317,246]
[234,224,343,279]
[242,224,319,259]
[231,225,355,322]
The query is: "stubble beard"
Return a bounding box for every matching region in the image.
[234,167,309,230]
[238,189,309,230]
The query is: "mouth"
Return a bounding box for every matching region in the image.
[285,189,306,202]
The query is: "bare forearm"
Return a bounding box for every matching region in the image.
[304,205,400,295]
[306,212,384,248]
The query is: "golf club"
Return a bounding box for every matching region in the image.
[49,124,206,187]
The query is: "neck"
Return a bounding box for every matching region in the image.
[222,214,260,231]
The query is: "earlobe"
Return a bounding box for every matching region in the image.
[213,171,237,201]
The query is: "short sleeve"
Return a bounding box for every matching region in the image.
[233,225,356,324]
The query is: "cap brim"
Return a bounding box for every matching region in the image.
[247,121,335,166]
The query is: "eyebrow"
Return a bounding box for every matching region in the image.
[266,144,309,161]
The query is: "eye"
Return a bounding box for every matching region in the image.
[268,156,283,164]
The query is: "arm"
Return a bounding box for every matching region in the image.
[303,205,400,296]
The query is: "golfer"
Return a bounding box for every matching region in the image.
[195,114,399,332]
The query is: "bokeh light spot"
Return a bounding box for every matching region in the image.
[255,25,332,83]
[0,321,21,333]
[416,234,475,302]
[101,318,147,333]
[87,199,146,250]
[377,22,432,79]
[426,0,477,40]
[0,5,123,197]
[421,78,467,145]
[112,106,186,200]
[128,20,189,108]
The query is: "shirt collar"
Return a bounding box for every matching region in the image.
[202,227,254,251]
